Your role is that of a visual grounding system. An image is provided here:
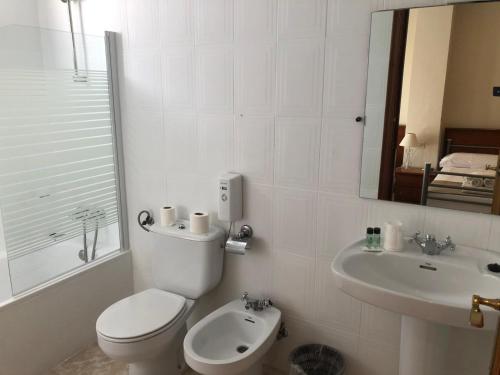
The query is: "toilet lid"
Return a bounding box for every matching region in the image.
[96,289,186,340]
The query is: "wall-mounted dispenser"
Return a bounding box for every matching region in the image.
[218,173,242,222]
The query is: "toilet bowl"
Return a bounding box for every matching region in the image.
[96,288,195,375]
[96,221,225,375]
[183,299,281,375]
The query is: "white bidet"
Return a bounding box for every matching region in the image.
[183,299,281,375]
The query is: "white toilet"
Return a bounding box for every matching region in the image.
[96,221,224,375]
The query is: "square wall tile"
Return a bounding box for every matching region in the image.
[238,183,274,251]
[195,0,233,44]
[278,0,327,39]
[123,49,163,111]
[323,36,369,115]
[360,303,401,347]
[164,114,198,173]
[277,39,325,117]
[271,251,316,320]
[264,317,318,372]
[125,0,160,48]
[265,317,359,373]
[165,173,208,219]
[122,110,164,173]
[314,257,362,332]
[424,207,492,249]
[275,118,321,189]
[366,200,426,236]
[355,338,400,375]
[327,0,377,36]
[125,168,167,220]
[235,0,277,42]
[162,46,195,112]
[317,193,368,257]
[235,117,275,185]
[307,323,360,373]
[197,114,234,176]
[159,0,194,45]
[196,45,234,113]
[319,116,363,195]
[235,43,276,115]
[216,252,272,303]
[273,187,317,257]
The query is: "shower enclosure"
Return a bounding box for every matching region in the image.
[0,24,126,303]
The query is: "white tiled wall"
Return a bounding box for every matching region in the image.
[120,0,490,373]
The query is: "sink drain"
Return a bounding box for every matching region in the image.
[236,345,249,354]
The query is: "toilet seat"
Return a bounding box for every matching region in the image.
[96,288,186,343]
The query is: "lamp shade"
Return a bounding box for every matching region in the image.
[399,132,418,147]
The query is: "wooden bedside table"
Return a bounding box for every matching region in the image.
[393,167,432,204]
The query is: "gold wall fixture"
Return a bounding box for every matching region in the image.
[470,294,500,328]
[470,294,500,375]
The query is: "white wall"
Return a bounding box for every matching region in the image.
[0,0,39,27]
[0,0,42,69]
[120,0,499,374]
[36,0,122,35]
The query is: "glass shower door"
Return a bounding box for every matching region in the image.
[0,25,123,298]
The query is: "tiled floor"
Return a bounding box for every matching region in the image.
[48,345,128,375]
[48,345,199,375]
[49,345,282,375]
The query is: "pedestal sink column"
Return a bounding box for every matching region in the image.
[399,316,494,375]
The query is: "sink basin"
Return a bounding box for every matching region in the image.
[332,240,500,330]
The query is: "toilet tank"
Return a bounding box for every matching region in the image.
[149,220,225,300]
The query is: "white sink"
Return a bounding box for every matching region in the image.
[332,240,500,330]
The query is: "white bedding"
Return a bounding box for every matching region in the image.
[439,152,498,169]
[425,153,497,213]
[432,166,496,185]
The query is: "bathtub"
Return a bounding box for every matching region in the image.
[0,223,120,300]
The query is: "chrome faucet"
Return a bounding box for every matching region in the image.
[412,232,456,255]
[241,292,273,311]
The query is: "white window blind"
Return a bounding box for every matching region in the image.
[0,68,119,260]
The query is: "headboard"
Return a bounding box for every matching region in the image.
[441,128,500,160]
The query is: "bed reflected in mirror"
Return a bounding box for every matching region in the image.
[360,1,500,215]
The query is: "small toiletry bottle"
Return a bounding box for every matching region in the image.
[366,227,374,248]
[373,227,381,249]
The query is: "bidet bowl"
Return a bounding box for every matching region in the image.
[183,299,281,375]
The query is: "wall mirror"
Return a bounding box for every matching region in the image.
[360,1,500,215]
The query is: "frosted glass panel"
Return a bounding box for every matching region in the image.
[0,25,121,296]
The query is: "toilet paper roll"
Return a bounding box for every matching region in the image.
[383,221,403,251]
[160,206,176,226]
[225,242,246,255]
[190,212,209,234]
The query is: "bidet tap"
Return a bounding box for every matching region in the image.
[411,232,456,255]
[241,292,273,311]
